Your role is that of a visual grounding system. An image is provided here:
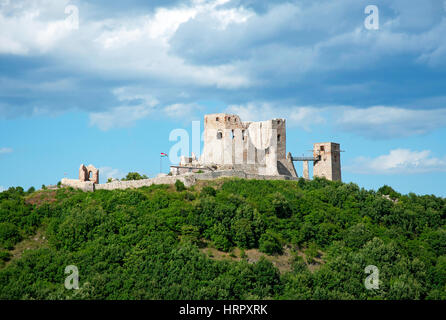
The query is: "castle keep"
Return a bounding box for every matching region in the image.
[62,113,341,191]
[172,113,297,177]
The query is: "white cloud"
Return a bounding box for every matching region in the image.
[226,102,325,131]
[226,103,446,139]
[0,0,79,54]
[346,149,446,174]
[89,105,154,131]
[0,0,252,90]
[335,106,446,139]
[2,0,446,125]
[0,147,13,154]
[163,103,203,120]
[99,166,125,183]
[89,87,159,131]
[0,186,5,192]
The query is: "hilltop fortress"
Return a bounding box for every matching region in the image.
[62,113,341,191]
[171,113,341,181]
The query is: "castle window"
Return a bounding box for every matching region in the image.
[277,134,281,142]
[217,131,223,139]
[216,117,219,121]
[320,146,325,151]
[231,129,235,139]
[242,130,245,141]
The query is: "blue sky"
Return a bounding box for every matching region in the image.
[1,0,446,197]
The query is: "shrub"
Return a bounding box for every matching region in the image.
[175,180,186,192]
[0,250,11,262]
[122,172,148,181]
[26,186,36,194]
[201,186,216,197]
[378,185,401,200]
[259,231,282,255]
[271,192,292,218]
[0,222,22,249]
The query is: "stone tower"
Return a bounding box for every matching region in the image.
[313,142,341,181]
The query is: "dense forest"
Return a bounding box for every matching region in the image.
[0,177,445,300]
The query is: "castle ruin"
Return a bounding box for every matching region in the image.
[171,113,341,182]
[61,113,341,192]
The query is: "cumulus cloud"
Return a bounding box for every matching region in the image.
[0,147,13,154]
[226,103,446,138]
[163,103,204,120]
[335,106,446,139]
[226,102,325,131]
[89,87,159,130]
[99,166,125,183]
[346,149,446,174]
[89,105,153,131]
[1,0,446,132]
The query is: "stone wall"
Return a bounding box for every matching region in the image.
[61,178,95,192]
[190,113,297,178]
[61,171,298,192]
[95,175,197,190]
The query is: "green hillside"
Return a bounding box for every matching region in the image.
[0,178,445,299]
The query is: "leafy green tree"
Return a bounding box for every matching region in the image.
[122,172,148,181]
[0,222,21,249]
[175,180,186,192]
[26,186,35,194]
[201,186,216,197]
[259,231,282,255]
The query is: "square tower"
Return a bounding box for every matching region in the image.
[313,142,341,181]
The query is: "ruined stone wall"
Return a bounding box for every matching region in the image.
[201,113,293,176]
[62,171,298,192]
[61,178,95,192]
[95,175,197,190]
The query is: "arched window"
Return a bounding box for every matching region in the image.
[217,131,223,139]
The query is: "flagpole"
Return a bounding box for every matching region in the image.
[160,153,168,174]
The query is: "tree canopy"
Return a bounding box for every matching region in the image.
[0,178,444,300]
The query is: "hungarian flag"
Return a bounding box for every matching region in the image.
[160,153,168,157]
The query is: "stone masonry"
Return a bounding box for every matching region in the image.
[60,114,342,192]
[79,164,99,184]
[172,113,298,178]
[313,142,341,181]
